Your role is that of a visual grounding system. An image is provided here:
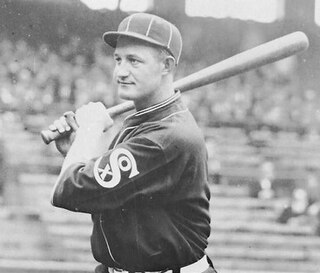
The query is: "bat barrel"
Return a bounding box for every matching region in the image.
[173,31,309,92]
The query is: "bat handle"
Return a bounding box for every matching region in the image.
[40,111,78,144]
[41,129,62,145]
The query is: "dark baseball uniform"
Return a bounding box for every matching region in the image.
[52,91,211,272]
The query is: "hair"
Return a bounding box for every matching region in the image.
[158,47,176,63]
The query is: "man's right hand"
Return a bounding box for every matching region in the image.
[49,115,78,157]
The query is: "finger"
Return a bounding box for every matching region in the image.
[67,117,79,131]
[64,113,79,131]
[49,124,57,131]
[59,116,71,132]
[97,101,105,107]
[53,118,67,133]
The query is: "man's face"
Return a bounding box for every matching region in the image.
[113,37,164,109]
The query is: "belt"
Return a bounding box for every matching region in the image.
[108,255,209,273]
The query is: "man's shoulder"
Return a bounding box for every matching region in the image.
[137,110,205,152]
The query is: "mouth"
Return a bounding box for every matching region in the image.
[117,80,135,86]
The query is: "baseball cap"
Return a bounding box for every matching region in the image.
[103,13,183,64]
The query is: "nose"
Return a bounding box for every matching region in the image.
[114,61,130,80]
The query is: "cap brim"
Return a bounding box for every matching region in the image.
[103,31,168,50]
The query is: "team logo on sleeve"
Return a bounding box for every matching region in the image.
[94,148,139,188]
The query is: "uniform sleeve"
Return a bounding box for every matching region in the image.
[52,136,181,213]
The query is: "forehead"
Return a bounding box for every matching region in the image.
[114,36,160,56]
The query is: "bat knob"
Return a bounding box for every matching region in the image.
[40,129,61,144]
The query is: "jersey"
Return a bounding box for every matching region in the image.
[52,91,211,272]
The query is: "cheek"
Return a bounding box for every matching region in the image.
[112,68,117,81]
[132,62,162,88]
[112,70,117,83]
[144,66,162,83]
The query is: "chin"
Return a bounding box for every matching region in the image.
[118,88,136,101]
[119,94,134,101]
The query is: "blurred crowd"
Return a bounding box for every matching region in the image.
[1,37,320,135]
[0,37,117,116]
[276,167,320,236]
[1,36,320,234]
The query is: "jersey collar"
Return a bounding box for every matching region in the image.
[125,90,181,121]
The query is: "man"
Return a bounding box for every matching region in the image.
[49,13,216,273]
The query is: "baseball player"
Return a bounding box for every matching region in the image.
[49,13,217,273]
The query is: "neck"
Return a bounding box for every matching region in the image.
[135,79,175,111]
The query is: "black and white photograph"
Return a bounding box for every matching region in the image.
[0,1,319,273]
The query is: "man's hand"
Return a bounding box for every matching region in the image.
[49,102,113,158]
[75,102,113,132]
[58,102,114,170]
[49,115,78,157]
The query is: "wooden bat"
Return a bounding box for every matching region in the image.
[41,31,309,144]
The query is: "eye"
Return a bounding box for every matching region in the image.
[114,56,121,65]
[129,57,140,66]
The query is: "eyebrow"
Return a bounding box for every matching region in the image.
[114,51,141,59]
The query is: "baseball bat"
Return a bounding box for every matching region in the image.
[41,31,309,144]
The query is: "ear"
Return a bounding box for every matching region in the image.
[161,56,176,75]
